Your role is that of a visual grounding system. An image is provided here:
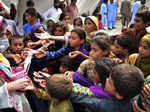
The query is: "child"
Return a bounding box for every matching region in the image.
[70,64,144,112]
[46,18,57,35]
[70,36,111,87]
[72,58,116,99]
[28,74,74,112]
[73,17,84,29]
[111,35,132,64]
[4,35,24,67]
[127,34,150,78]
[59,56,72,73]
[84,16,99,51]
[34,28,89,71]
[95,13,103,30]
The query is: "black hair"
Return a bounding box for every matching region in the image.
[91,36,111,56]
[25,8,37,17]
[9,35,24,45]
[73,17,83,27]
[95,58,116,88]
[111,64,144,100]
[136,11,150,24]
[26,0,35,7]
[116,35,132,54]
[60,56,71,70]
[53,22,66,34]
[71,28,86,40]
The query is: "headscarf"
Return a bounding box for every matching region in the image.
[31,23,42,35]
[135,34,150,77]
[85,16,99,30]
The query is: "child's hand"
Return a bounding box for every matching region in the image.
[133,101,150,112]
[27,42,37,49]
[142,84,150,99]
[23,76,36,92]
[65,71,74,82]
[33,77,46,88]
[42,68,49,73]
[35,32,51,40]
[12,54,22,64]
[34,50,46,58]
[68,51,81,59]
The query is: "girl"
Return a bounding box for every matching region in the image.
[71,58,116,99]
[127,34,150,78]
[67,36,111,87]
[73,17,84,29]
[34,28,89,71]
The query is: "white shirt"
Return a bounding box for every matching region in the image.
[43,7,62,21]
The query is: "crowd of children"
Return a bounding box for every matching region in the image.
[0,0,150,112]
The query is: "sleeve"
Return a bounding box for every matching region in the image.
[72,83,94,97]
[70,93,102,112]
[34,88,49,100]
[126,53,139,65]
[77,59,88,75]
[46,47,70,60]
[43,8,51,21]
[0,83,13,109]
[73,72,94,87]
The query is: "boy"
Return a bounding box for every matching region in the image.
[112,35,132,63]
[4,35,24,67]
[29,74,74,112]
[23,8,37,35]
[70,64,144,112]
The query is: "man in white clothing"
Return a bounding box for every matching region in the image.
[43,0,62,21]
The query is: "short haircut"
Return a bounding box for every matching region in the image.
[95,58,116,88]
[136,11,150,23]
[46,74,72,100]
[26,0,35,7]
[54,22,66,34]
[25,8,37,17]
[111,64,144,100]
[71,28,86,40]
[9,35,24,45]
[116,35,132,54]
[60,56,71,69]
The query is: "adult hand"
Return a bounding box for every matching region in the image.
[7,77,30,92]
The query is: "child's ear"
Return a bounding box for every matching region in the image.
[102,50,109,56]
[80,39,85,44]
[115,93,123,100]
[124,49,128,54]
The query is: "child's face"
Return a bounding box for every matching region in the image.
[59,64,68,74]
[85,19,96,33]
[105,76,116,96]
[90,42,107,61]
[139,43,150,58]
[113,40,125,56]
[69,32,84,48]
[38,26,45,33]
[74,19,82,29]
[54,27,64,36]
[91,68,100,84]
[64,16,70,25]
[25,13,33,23]
[10,39,24,54]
